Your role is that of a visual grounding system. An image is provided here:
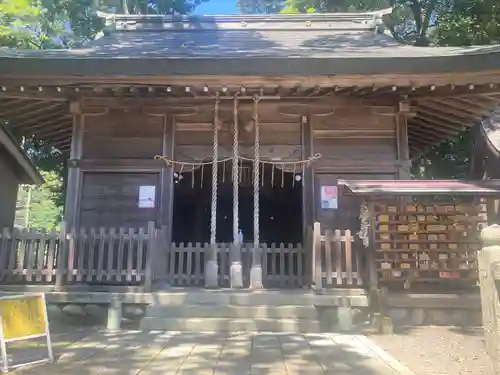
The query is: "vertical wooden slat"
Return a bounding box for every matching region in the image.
[87,228,97,282]
[313,222,322,289]
[334,229,343,285]
[186,243,194,285]
[179,243,187,284]
[8,229,19,280]
[0,228,10,280]
[195,243,204,286]
[55,222,67,288]
[144,221,156,291]
[218,243,225,286]
[96,227,106,282]
[354,245,363,286]
[269,243,276,285]
[76,228,86,282]
[168,242,176,285]
[262,243,268,287]
[345,230,354,286]
[297,243,303,286]
[17,229,27,281]
[116,227,125,281]
[278,243,285,287]
[25,230,34,282]
[127,228,134,282]
[66,229,76,283]
[36,231,46,282]
[46,228,57,283]
[106,228,116,282]
[324,230,333,285]
[285,244,292,286]
[137,228,145,281]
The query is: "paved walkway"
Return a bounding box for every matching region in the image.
[11,330,413,375]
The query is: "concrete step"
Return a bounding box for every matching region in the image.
[145,305,318,319]
[148,290,368,307]
[139,317,322,333]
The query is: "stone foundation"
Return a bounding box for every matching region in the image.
[388,307,482,327]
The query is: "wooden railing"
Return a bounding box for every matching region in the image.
[312,222,365,288]
[0,223,305,289]
[0,222,157,289]
[156,241,306,288]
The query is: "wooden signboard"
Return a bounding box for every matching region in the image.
[0,293,53,373]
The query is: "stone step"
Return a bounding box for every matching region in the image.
[139,317,322,333]
[145,305,319,319]
[148,290,367,307]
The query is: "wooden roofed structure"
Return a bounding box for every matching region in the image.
[0,9,499,154]
[0,8,500,292]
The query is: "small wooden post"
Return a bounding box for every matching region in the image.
[144,221,156,292]
[312,222,322,290]
[478,225,500,375]
[55,222,67,289]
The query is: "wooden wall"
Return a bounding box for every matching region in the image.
[79,172,159,228]
[64,99,410,237]
[66,104,172,230]
[0,148,21,229]
[310,108,406,231]
[82,109,163,159]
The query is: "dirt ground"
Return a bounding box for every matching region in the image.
[369,326,494,375]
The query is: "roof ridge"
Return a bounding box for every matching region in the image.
[98,9,392,32]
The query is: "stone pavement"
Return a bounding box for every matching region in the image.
[11,330,414,375]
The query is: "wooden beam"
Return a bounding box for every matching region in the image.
[418,103,478,124]
[435,98,492,118]
[2,71,498,88]
[8,102,65,123]
[13,111,69,130]
[0,99,47,116]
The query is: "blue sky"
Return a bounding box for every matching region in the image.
[194,0,239,14]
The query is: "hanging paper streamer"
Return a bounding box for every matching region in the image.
[154,153,322,189]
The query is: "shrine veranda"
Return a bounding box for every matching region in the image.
[1,10,500,321]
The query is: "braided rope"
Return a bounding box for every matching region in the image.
[253,95,260,253]
[210,94,220,246]
[232,96,239,245]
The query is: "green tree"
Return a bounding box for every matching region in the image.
[0,0,42,47]
[16,171,63,229]
[433,0,500,46]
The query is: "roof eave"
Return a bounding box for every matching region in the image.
[0,127,44,185]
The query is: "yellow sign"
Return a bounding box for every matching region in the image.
[0,295,47,341]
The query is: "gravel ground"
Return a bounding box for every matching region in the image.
[369,326,495,375]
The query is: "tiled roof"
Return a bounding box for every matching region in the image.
[0,9,499,76]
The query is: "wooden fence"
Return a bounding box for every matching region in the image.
[0,223,306,289]
[312,222,365,288]
[0,222,157,288]
[155,241,306,288]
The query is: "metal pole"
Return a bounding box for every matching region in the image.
[230,96,243,288]
[250,96,263,289]
[205,94,220,288]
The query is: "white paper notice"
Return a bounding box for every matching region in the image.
[320,185,338,209]
[138,186,155,208]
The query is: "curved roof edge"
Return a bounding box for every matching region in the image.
[96,8,393,24]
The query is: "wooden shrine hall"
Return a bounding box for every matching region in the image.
[1,8,500,295]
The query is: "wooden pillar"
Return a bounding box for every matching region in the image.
[160,115,175,243]
[301,114,315,287]
[478,225,500,375]
[396,101,411,180]
[64,102,84,230]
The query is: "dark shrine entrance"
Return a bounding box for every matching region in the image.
[172,160,303,245]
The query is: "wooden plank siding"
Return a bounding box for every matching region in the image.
[82,108,163,159]
[79,172,159,228]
